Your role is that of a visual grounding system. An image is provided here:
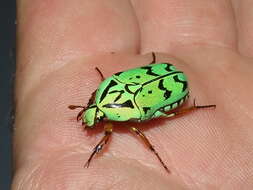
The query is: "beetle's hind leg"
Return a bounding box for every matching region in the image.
[129,126,170,174]
[160,99,216,119]
[84,123,113,168]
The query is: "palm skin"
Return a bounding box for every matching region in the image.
[13,1,253,189]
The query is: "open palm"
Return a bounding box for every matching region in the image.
[13,1,253,189]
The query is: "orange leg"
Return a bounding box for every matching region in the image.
[84,123,113,168]
[95,67,105,81]
[162,100,216,118]
[129,126,171,174]
[68,105,86,121]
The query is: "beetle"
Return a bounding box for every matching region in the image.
[69,53,216,173]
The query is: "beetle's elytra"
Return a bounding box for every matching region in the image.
[69,53,216,174]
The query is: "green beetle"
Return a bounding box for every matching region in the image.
[69,53,215,173]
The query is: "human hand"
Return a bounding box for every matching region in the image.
[13,1,253,189]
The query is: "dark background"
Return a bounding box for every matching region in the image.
[0,0,16,189]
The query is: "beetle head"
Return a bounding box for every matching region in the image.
[83,105,105,128]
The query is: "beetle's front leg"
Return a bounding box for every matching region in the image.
[84,123,113,168]
[129,126,170,174]
[95,67,105,81]
[68,105,86,121]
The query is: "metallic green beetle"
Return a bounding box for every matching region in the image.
[69,53,215,173]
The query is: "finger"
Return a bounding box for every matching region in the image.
[16,0,139,104]
[232,0,253,57]
[131,0,237,54]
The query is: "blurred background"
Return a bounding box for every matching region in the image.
[0,0,16,189]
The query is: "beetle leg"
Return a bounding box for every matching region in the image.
[87,90,97,107]
[95,67,105,81]
[68,105,86,121]
[84,123,113,168]
[149,52,156,64]
[129,126,170,174]
[162,100,216,118]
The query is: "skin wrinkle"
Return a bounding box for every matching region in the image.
[15,56,89,110]
[231,0,253,57]
[13,162,43,190]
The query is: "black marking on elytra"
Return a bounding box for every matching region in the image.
[122,100,134,108]
[158,79,165,90]
[155,92,189,116]
[173,75,188,91]
[148,90,152,94]
[108,90,125,102]
[132,88,142,116]
[109,90,123,94]
[125,84,136,94]
[87,104,97,109]
[164,91,172,99]
[141,66,160,77]
[114,72,123,76]
[93,107,98,124]
[103,100,134,109]
[143,107,151,114]
[164,63,173,72]
[158,79,172,100]
[125,85,133,94]
[142,71,182,86]
[99,80,117,103]
[136,75,141,78]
